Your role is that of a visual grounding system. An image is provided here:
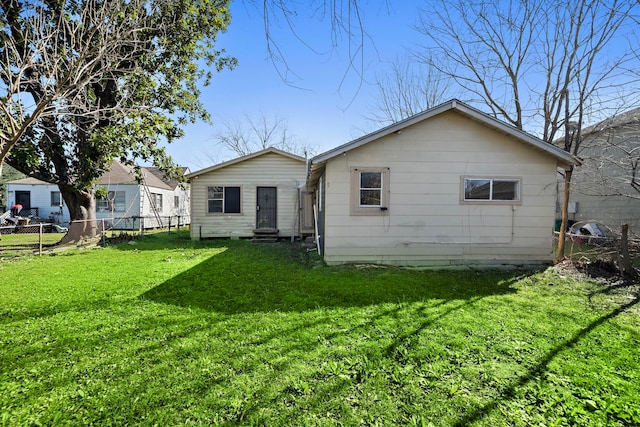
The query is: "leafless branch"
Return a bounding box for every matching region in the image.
[214,111,317,158]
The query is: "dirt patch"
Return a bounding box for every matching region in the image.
[103,232,138,244]
[554,259,639,287]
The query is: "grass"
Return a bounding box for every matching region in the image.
[1,230,639,426]
[0,232,65,259]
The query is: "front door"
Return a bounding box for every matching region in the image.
[15,191,31,210]
[256,187,277,230]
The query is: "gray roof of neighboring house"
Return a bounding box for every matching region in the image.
[7,162,178,190]
[582,106,640,136]
[99,162,172,190]
[5,177,45,185]
[146,166,189,190]
[308,99,580,183]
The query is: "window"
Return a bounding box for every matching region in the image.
[50,191,62,207]
[151,193,163,211]
[207,186,241,214]
[350,167,390,215]
[97,191,125,212]
[174,195,180,209]
[463,178,520,202]
[359,172,382,206]
[111,191,125,211]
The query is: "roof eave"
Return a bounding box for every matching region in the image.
[310,99,581,168]
[186,147,305,180]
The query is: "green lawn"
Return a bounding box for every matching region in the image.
[1,230,638,426]
[0,232,65,259]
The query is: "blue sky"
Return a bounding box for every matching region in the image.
[166,1,424,170]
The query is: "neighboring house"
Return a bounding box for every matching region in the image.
[187,147,313,240]
[307,99,578,267]
[4,162,190,229]
[561,107,640,232]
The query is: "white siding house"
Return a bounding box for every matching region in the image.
[4,178,66,223]
[308,100,579,267]
[5,162,190,230]
[187,148,311,240]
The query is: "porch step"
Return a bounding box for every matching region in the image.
[252,228,279,243]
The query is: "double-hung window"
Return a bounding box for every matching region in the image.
[463,178,521,202]
[350,167,390,215]
[97,190,125,212]
[110,191,126,212]
[151,193,163,211]
[208,186,241,214]
[50,191,62,207]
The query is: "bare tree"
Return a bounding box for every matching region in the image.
[215,112,316,158]
[366,56,452,126]
[416,0,640,262]
[573,108,640,200]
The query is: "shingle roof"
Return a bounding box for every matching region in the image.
[582,107,640,135]
[5,177,45,185]
[7,162,177,190]
[145,166,189,190]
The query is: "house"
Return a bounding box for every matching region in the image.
[187,147,313,240]
[4,162,190,230]
[561,107,640,232]
[307,99,579,267]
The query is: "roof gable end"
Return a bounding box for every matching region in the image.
[311,99,579,168]
[186,147,305,179]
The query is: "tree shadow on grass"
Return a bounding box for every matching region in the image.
[452,293,640,426]
[141,240,527,314]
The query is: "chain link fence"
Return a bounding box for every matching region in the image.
[0,215,188,258]
[0,222,68,257]
[556,221,639,277]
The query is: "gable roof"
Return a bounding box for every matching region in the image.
[6,177,46,185]
[144,166,189,190]
[582,106,640,136]
[96,162,173,190]
[310,99,579,179]
[7,161,176,190]
[186,147,305,180]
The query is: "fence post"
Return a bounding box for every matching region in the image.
[39,223,43,256]
[168,216,172,234]
[620,224,636,277]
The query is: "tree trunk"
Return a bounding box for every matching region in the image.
[555,167,573,263]
[58,185,98,244]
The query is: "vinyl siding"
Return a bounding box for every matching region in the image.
[190,152,306,239]
[5,182,71,224]
[322,111,560,266]
[5,181,186,230]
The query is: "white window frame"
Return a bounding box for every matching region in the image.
[97,190,126,212]
[207,186,242,214]
[462,177,521,204]
[350,167,390,216]
[151,192,163,212]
